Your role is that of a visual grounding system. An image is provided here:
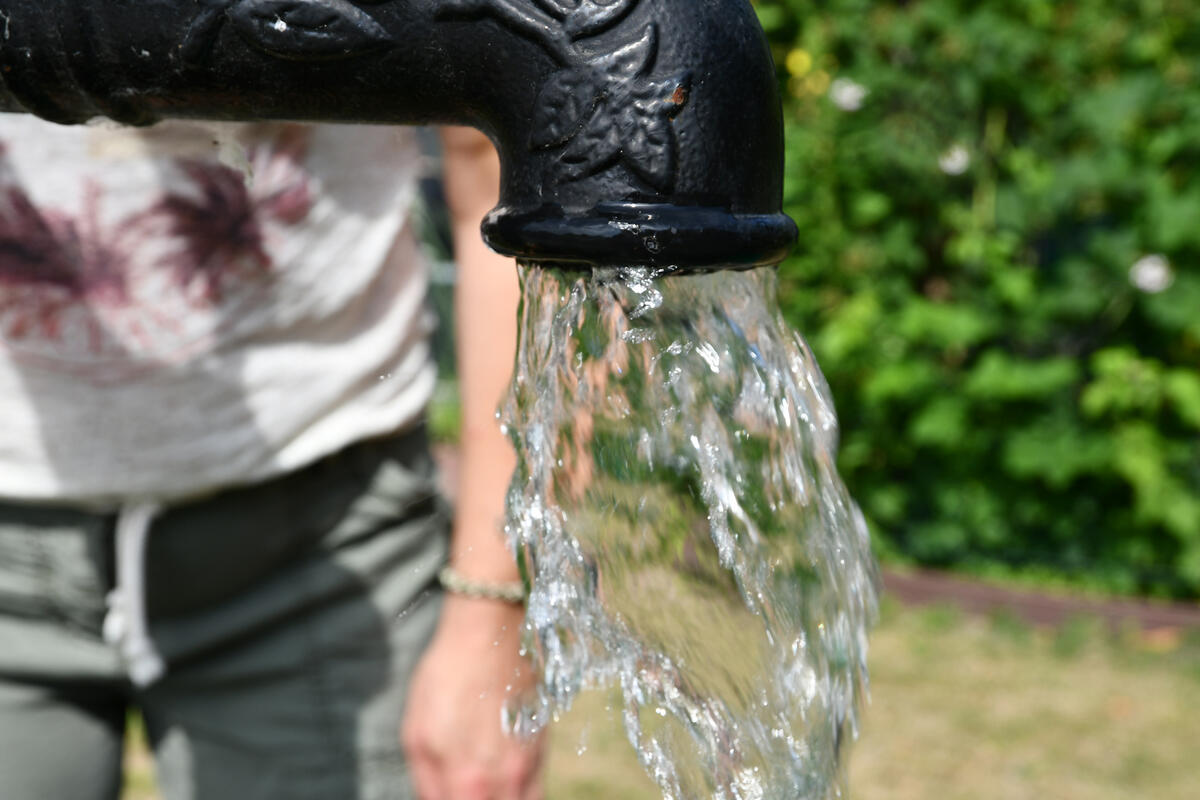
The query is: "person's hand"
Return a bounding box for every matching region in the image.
[402,594,545,800]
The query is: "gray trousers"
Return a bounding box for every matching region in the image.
[0,429,450,800]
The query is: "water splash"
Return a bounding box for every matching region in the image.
[503,265,878,800]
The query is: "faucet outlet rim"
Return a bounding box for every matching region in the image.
[483,202,798,272]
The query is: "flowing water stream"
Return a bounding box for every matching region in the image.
[502,264,878,800]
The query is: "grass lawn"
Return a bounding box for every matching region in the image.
[122,601,1200,799]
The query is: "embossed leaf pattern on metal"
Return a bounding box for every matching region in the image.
[531,68,602,149]
[229,0,391,59]
[181,0,691,192]
[445,0,691,193]
[182,0,392,65]
[552,24,690,190]
[532,0,639,40]
[594,22,657,78]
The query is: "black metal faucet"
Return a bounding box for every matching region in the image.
[0,0,796,270]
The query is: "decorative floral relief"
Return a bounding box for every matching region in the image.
[182,0,392,65]
[180,0,690,192]
[443,0,693,192]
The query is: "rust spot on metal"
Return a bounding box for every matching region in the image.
[671,85,688,105]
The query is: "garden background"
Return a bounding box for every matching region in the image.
[756,0,1200,600]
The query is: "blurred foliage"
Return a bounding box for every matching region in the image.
[753,0,1200,597]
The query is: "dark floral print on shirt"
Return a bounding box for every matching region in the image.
[0,126,314,356]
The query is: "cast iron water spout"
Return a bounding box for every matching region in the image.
[0,0,797,271]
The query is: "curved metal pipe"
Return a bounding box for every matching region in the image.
[0,0,796,270]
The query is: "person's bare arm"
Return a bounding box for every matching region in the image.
[440,130,522,592]
[401,127,543,800]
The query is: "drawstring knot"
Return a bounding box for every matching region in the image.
[102,500,167,688]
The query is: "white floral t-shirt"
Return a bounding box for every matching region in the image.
[0,114,435,503]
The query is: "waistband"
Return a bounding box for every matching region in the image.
[88,427,435,687]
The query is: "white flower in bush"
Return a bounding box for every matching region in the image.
[938,144,971,175]
[829,78,868,111]
[1129,254,1174,294]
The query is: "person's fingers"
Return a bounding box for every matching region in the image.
[495,761,523,800]
[521,777,545,800]
[402,723,447,800]
[408,750,447,800]
[497,745,542,800]
[446,767,495,800]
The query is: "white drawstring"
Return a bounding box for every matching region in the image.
[103,501,166,688]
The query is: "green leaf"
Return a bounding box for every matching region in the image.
[863,360,941,405]
[896,300,996,349]
[1081,349,1163,419]
[1164,371,1200,430]
[850,191,893,227]
[1003,421,1111,488]
[908,396,968,449]
[964,351,1080,401]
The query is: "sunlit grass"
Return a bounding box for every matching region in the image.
[545,601,1200,800]
[123,602,1200,799]
[121,714,158,800]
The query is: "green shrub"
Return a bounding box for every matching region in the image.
[754,0,1200,597]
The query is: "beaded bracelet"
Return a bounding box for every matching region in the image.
[438,565,526,605]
